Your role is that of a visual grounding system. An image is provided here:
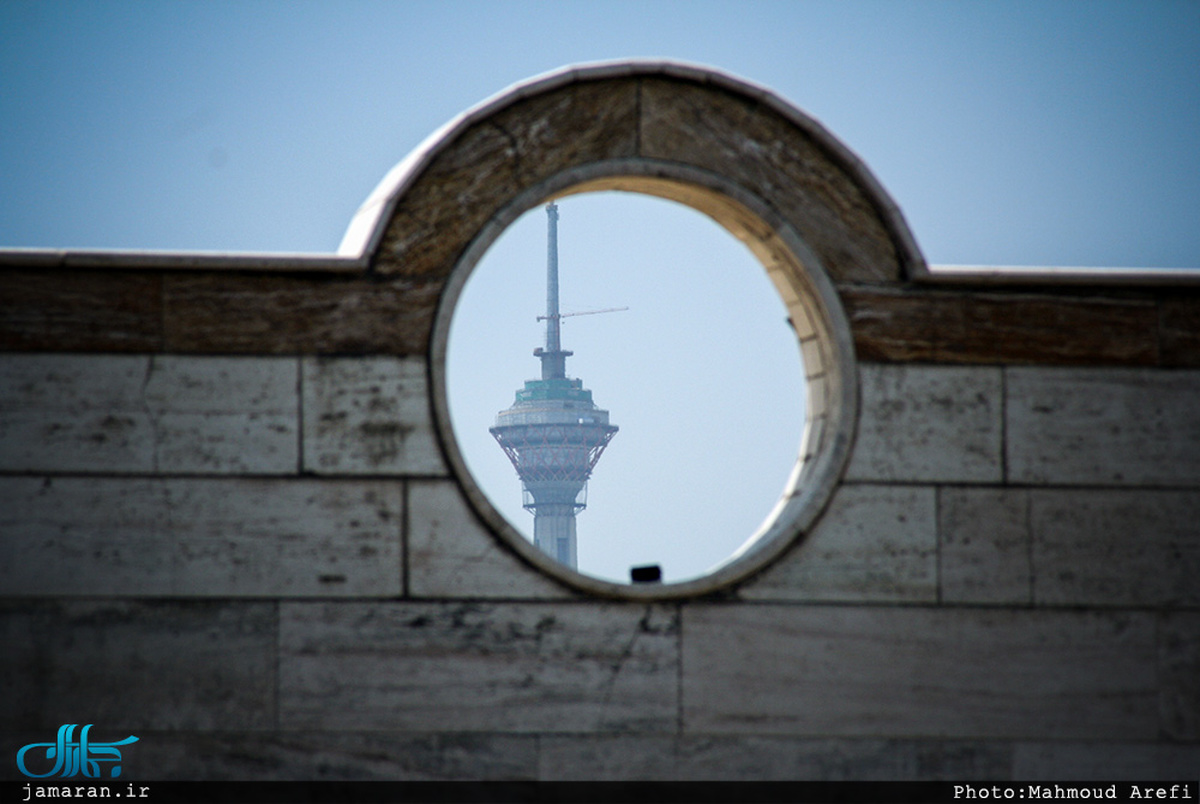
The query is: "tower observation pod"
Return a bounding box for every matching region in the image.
[490,203,618,570]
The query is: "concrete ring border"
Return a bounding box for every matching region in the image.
[432,159,858,599]
[353,60,907,599]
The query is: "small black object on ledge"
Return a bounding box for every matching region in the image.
[630,564,662,583]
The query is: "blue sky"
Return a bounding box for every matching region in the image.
[3,1,1197,265]
[3,1,1198,582]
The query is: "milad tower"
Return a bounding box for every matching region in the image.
[490,203,618,569]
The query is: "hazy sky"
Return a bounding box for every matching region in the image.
[3,1,1198,582]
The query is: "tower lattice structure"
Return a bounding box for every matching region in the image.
[490,203,618,569]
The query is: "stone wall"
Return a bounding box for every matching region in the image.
[1,62,1197,782]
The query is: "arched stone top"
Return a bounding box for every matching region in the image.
[333,60,939,598]
[338,60,927,286]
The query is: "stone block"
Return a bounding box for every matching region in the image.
[741,484,937,602]
[0,601,275,731]
[0,477,402,597]
[0,477,173,595]
[1013,742,1200,781]
[640,78,899,284]
[0,270,162,352]
[939,488,1031,604]
[145,355,298,473]
[1160,293,1200,368]
[163,478,402,597]
[1159,613,1200,741]
[537,735,678,781]
[375,79,638,279]
[0,353,155,472]
[675,737,1012,781]
[0,354,300,474]
[1031,490,1200,607]
[117,731,538,781]
[302,356,446,476]
[845,364,1003,483]
[841,286,1158,366]
[164,273,440,356]
[683,605,1157,739]
[0,610,40,731]
[537,734,1012,781]
[407,480,570,599]
[1007,368,1200,486]
[279,602,678,733]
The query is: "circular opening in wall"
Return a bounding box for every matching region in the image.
[436,170,857,599]
[447,191,806,586]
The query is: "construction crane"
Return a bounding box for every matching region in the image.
[537,306,628,322]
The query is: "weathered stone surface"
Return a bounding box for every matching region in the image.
[537,735,678,781]
[164,273,439,355]
[0,601,275,731]
[1030,490,1200,607]
[0,353,154,472]
[683,606,1157,739]
[1160,293,1200,367]
[163,478,403,597]
[0,270,162,352]
[1013,742,1200,781]
[0,477,402,597]
[846,364,1003,483]
[741,484,937,602]
[302,356,446,476]
[407,480,570,599]
[538,735,1012,781]
[0,354,299,474]
[115,731,538,781]
[146,355,298,473]
[279,602,679,732]
[1007,368,1200,486]
[640,78,900,284]
[1158,613,1200,741]
[376,80,638,278]
[675,737,1012,782]
[842,286,1158,365]
[939,488,1031,605]
[0,611,39,733]
[0,477,171,595]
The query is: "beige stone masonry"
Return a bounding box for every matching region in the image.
[846,364,1003,484]
[301,356,446,476]
[279,602,679,733]
[683,605,1157,740]
[1012,742,1200,781]
[938,487,1200,609]
[0,477,402,597]
[357,65,921,286]
[1031,489,1200,608]
[538,734,1011,781]
[1159,612,1200,741]
[638,78,900,283]
[146,355,298,473]
[939,488,1032,605]
[741,484,937,602]
[1006,367,1200,486]
[122,732,539,781]
[0,600,276,732]
[0,353,155,472]
[0,353,298,474]
[407,480,572,599]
